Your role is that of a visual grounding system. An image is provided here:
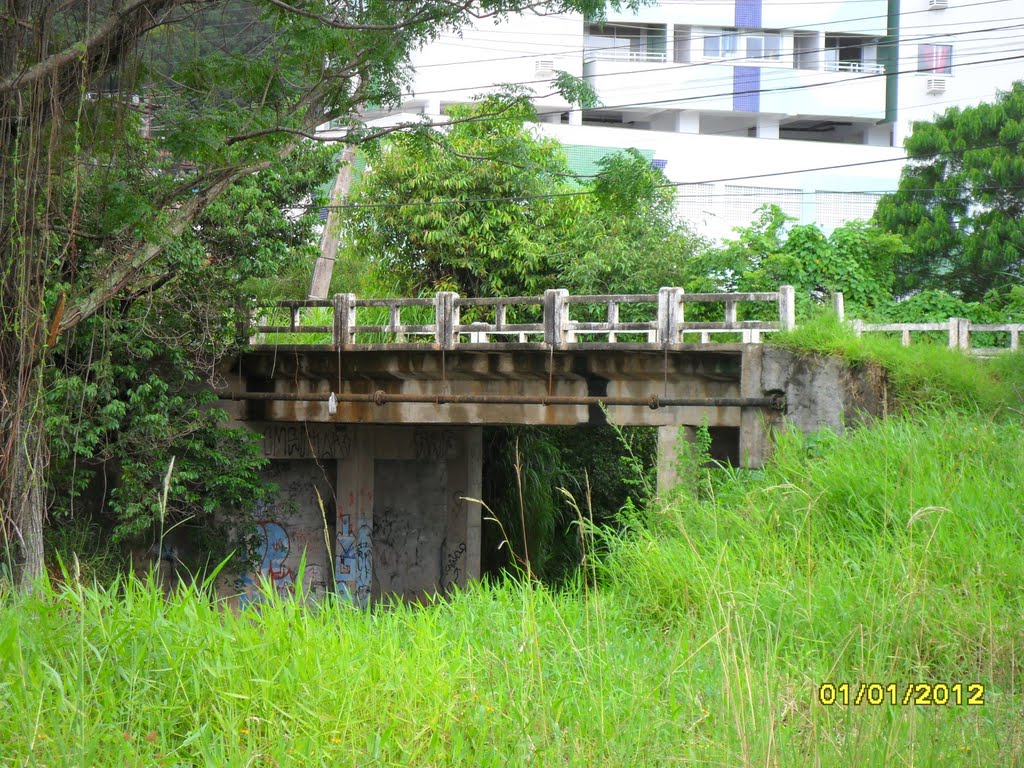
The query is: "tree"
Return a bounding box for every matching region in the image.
[337,99,705,298]
[875,82,1024,301]
[0,0,631,585]
[339,91,585,297]
[554,148,709,295]
[686,205,907,317]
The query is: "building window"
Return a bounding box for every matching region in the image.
[824,34,882,73]
[704,29,737,58]
[918,44,952,74]
[703,29,780,61]
[585,23,668,63]
[747,33,782,60]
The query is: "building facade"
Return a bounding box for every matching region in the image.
[357,0,1024,239]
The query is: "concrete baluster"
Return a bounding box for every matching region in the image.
[544,289,569,349]
[948,317,971,349]
[956,317,971,350]
[607,300,618,343]
[778,285,796,331]
[434,291,459,350]
[831,291,845,322]
[657,287,684,344]
[333,293,355,348]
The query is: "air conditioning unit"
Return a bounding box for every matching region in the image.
[535,59,556,76]
[926,77,947,94]
[928,0,948,8]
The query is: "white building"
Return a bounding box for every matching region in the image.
[894,0,1024,145]
[359,0,1024,239]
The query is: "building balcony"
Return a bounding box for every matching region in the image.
[582,57,886,122]
[584,48,668,64]
[823,60,885,74]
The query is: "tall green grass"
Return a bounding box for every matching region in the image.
[3,324,1022,766]
[769,313,1024,415]
[2,409,1021,766]
[603,411,1024,764]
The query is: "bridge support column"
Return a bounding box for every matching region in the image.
[656,425,698,495]
[739,346,774,469]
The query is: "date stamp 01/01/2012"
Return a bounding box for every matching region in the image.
[817,683,985,707]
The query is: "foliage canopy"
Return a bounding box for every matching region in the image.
[875,81,1024,301]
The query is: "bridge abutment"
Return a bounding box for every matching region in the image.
[223,422,481,608]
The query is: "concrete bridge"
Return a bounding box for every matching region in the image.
[215,286,886,606]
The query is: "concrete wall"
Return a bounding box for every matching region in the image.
[237,459,335,609]
[225,423,482,607]
[656,346,889,492]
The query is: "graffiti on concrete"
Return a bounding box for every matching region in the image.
[259,424,352,460]
[336,514,372,607]
[414,429,456,461]
[240,519,328,608]
[260,520,293,589]
[442,541,466,589]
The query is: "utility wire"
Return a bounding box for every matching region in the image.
[315,137,1023,210]
[347,50,1024,128]
[543,0,1015,32]
[420,10,1023,70]
[404,21,1024,99]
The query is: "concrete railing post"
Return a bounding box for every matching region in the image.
[657,287,684,344]
[724,300,737,324]
[947,317,971,349]
[948,317,970,350]
[469,322,488,344]
[333,293,355,348]
[831,291,845,322]
[778,285,796,331]
[852,318,864,337]
[435,291,459,350]
[544,288,569,349]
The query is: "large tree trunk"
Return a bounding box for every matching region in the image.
[0,323,47,587]
[8,412,47,586]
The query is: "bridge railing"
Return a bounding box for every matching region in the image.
[851,317,1023,355]
[249,286,797,348]
[249,289,1022,354]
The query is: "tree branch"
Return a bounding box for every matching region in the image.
[60,160,274,332]
[260,0,476,32]
[0,0,179,95]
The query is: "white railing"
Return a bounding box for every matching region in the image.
[830,292,1022,355]
[852,318,1022,355]
[250,286,796,349]
[248,289,1022,355]
[583,48,668,63]
[824,60,885,74]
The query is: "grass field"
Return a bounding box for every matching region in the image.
[1,335,1021,767]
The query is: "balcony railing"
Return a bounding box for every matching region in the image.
[824,60,885,74]
[584,48,668,63]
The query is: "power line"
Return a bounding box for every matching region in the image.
[544,0,1015,32]
[316,138,1023,211]
[417,7,1023,70]
[402,50,1024,125]
[403,22,1024,100]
